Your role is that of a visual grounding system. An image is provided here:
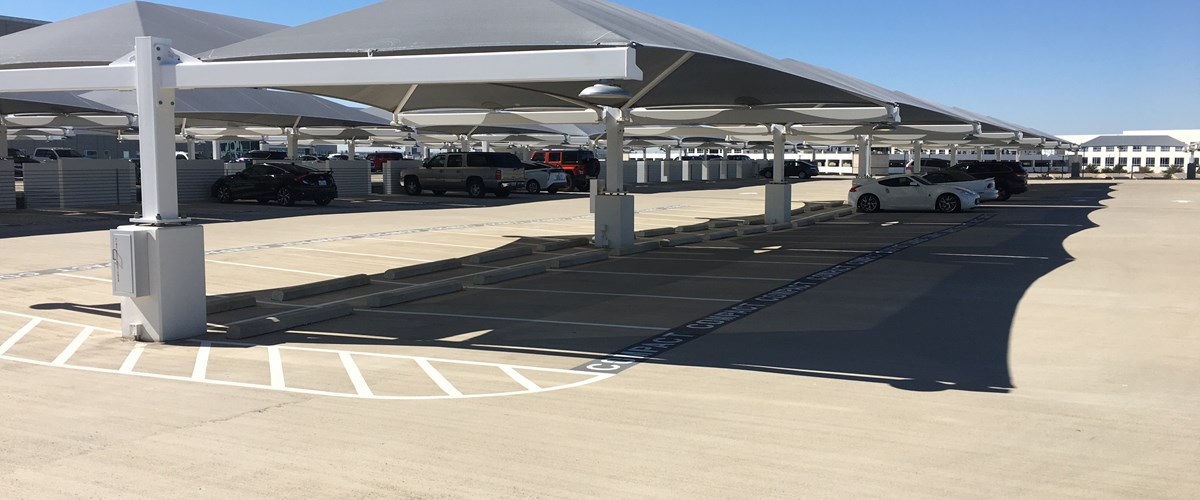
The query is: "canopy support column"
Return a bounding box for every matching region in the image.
[211,140,220,161]
[0,118,8,156]
[857,135,871,178]
[286,130,298,159]
[481,140,490,153]
[977,147,983,161]
[911,140,924,173]
[117,37,205,343]
[186,136,196,159]
[765,124,790,225]
[346,140,356,159]
[594,106,632,249]
[950,144,958,167]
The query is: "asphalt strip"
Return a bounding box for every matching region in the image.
[573,213,995,375]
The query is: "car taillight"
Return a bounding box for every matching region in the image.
[294,175,307,184]
[849,185,860,192]
[495,169,502,180]
[1015,171,1027,177]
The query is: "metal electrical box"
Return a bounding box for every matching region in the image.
[110,229,148,297]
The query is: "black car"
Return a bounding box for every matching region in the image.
[759,159,820,179]
[212,162,337,206]
[234,150,289,164]
[947,161,1027,201]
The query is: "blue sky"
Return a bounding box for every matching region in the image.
[5,0,1198,135]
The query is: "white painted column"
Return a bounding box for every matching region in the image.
[211,140,220,161]
[594,106,633,249]
[481,140,490,153]
[459,137,470,152]
[664,146,672,161]
[185,137,196,159]
[857,135,871,178]
[764,124,791,225]
[911,141,924,173]
[977,147,984,161]
[286,130,298,159]
[117,37,206,343]
[950,145,959,167]
[347,140,356,159]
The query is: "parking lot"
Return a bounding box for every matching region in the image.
[2,177,1198,498]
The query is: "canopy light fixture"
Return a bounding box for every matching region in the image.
[871,122,897,132]
[579,80,631,100]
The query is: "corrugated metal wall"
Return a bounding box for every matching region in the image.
[0,161,14,209]
[176,160,225,202]
[24,159,137,209]
[327,160,371,197]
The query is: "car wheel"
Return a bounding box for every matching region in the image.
[995,187,1011,201]
[525,179,541,194]
[495,187,512,198]
[466,178,486,198]
[759,169,771,178]
[215,185,233,203]
[857,194,880,213]
[574,177,590,191]
[546,188,558,195]
[276,187,295,206]
[935,193,961,213]
[315,197,332,206]
[799,171,810,179]
[404,176,422,195]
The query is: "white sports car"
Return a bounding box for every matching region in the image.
[849,174,980,213]
[521,161,570,194]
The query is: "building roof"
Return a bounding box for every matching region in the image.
[1079,135,1187,148]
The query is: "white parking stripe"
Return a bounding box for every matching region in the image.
[205,260,343,278]
[192,341,211,380]
[470,286,738,303]
[501,365,541,392]
[0,318,42,356]
[933,253,1050,260]
[339,352,374,397]
[268,346,285,389]
[355,309,666,331]
[286,247,434,262]
[416,358,462,396]
[365,238,494,250]
[119,343,145,373]
[52,327,93,365]
[55,273,112,283]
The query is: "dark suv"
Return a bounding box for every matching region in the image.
[212,162,337,206]
[948,161,1027,201]
[759,159,820,179]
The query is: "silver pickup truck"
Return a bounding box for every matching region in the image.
[400,152,525,198]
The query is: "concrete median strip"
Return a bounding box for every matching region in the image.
[737,225,768,236]
[704,229,739,241]
[707,219,742,228]
[269,274,371,301]
[367,282,464,308]
[635,227,677,237]
[383,258,462,280]
[805,202,828,211]
[467,246,534,264]
[660,233,704,247]
[206,294,257,315]
[471,263,547,285]
[679,222,710,233]
[550,250,609,269]
[610,240,663,256]
[533,237,590,252]
[226,303,354,340]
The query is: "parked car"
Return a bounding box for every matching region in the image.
[947,161,1028,201]
[6,148,37,178]
[521,161,569,194]
[33,147,87,161]
[849,174,979,213]
[726,154,752,161]
[297,154,323,162]
[904,158,951,171]
[235,150,288,164]
[921,169,999,201]
[400,152,525,198]
[366,151,406,172]
[529,149,600,191]
[759,159,820,179]
[327,154,350,161]
[211,162,337,206]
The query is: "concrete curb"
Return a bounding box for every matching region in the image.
[367,282,463,308]
[467,246,534,264]
[704,228,738,241]
[534,237,590,252]
[805,202,828,211]
[206,294,256,315]
[226,303,353,340]
[610,240,662,256]
[660,234,704,247]
[679,222,709,233]
[737,226,768,236]
[550,250,609,269]
[472,263,546,285]
[708,219,741,228]
[635,227,676,237]
[768,221,794,231]
[384,259,461,280]
[269,274,370,301]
